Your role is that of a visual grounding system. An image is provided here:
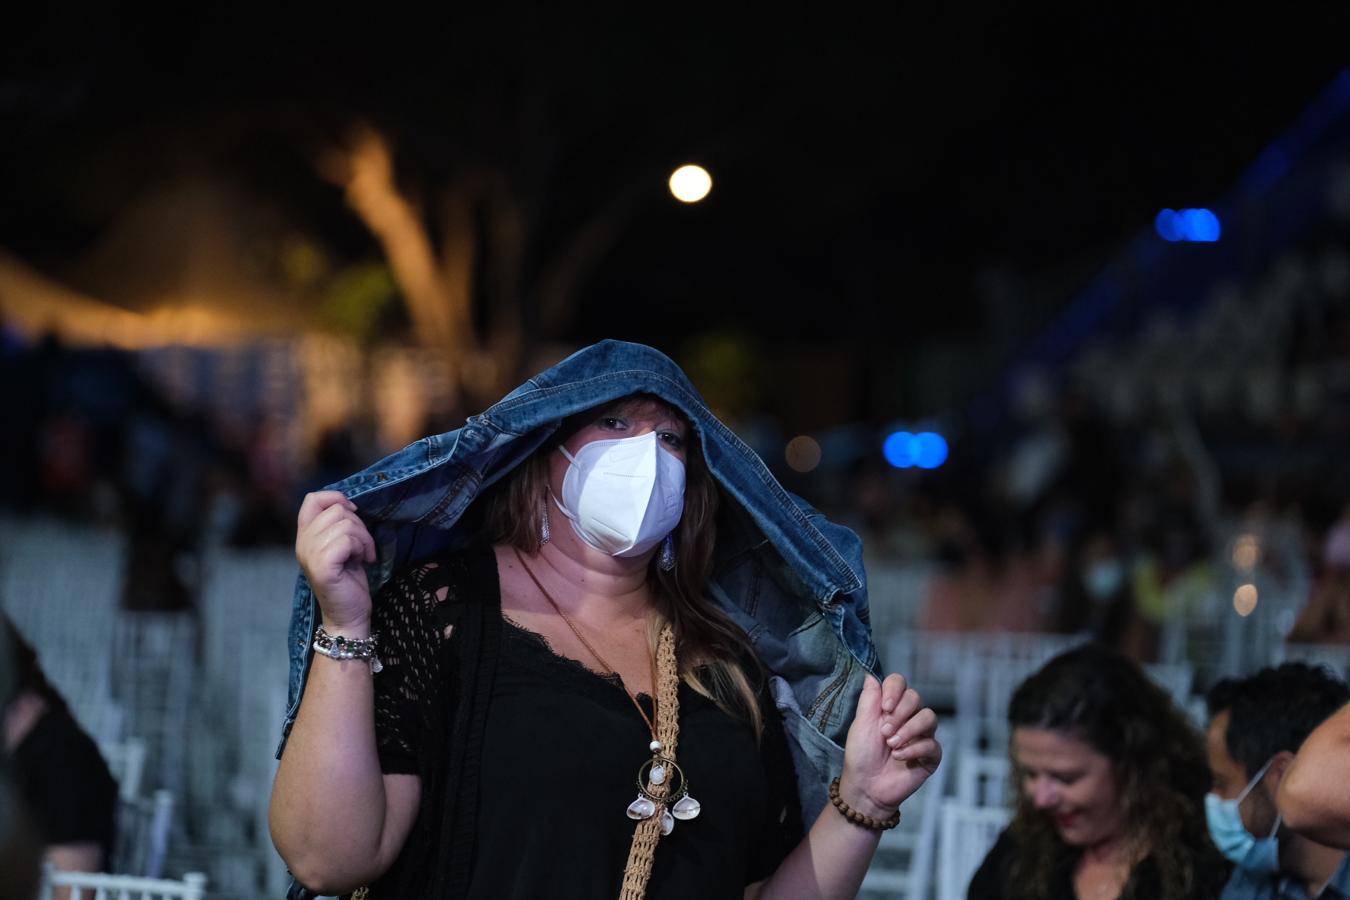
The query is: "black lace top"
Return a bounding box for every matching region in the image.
[369,544,802,899]
[969,829,1230,900]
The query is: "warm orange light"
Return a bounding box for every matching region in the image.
[1233,584,1258,617]
[1231,534,1261,571]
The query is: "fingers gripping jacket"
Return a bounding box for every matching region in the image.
[619,623,680,900]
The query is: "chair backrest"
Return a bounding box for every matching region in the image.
[0,519,125,697]
[111,612,197,807]
[1144,662,1195,709]
[955,752,1012,808]
[99,736,147,802]
[71,692,126,748]
[39,863,208,900]
[1282,643,1350,680]
[112,788,175,879]
[896,631,977,710]
[937,801,1012,900]
[950,632,1092,755]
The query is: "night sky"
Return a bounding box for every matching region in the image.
[3,5,1348,424]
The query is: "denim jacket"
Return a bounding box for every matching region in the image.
[278,339,879,828]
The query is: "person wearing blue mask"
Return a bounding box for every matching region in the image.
[269,341,942,900]
[1204,663,1350,899]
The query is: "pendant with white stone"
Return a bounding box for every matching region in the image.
[672,795,701,821]
[630,754,700,827]
[626,796,657,820]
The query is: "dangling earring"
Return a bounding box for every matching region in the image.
[540,500,551,546]
[659,534,676,572]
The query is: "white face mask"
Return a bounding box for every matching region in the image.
[553,431,686,558]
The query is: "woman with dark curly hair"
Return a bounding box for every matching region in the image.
[968,644,1229,900]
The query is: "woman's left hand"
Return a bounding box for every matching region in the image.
[838,673,941,820]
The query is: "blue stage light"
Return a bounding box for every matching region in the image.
[1157,208,1221,242]
[914,432,949,469]
[1183,208,1221,242]
[1155,209,1182,241]
[883,431,917,468]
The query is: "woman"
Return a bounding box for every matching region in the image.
[1,616,118,878]
[968,644,1227,900]
[269,341,942,899]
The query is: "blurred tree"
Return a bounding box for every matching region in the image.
[312,120,646,403]
[318,259,398,346]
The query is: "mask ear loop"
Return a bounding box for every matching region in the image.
[1236,756,1282,839]
[552,445,580,523]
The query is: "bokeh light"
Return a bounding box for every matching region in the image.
[785,435,822,473]
[1155,209,1184,241]
[884,431,917,468]
[883,431,948,469]
[669,164,712,203]
[1233,583,1259,616]
[1155,207,1222,242]
[1231,534,1261,571]
[914,432,949,469]
[1183,208,1222,241]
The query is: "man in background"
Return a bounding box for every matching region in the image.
[1206,663,1350,899]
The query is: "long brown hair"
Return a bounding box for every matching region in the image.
[482,394,765,737]
[1004,645,1226,900]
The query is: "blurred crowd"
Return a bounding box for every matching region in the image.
[0,328,370,610]
[831,229,1350,663]
[5,301,1350,657]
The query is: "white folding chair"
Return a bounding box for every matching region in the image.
[99,736,147,802]
[1281,643,1350,679]
[951,631,1091,757]
[70,692,126,748]
[192,547,296,894]
[955,752,1012,808]
[39,862,207,900]
[904,631,975,710]
[111,612,197,806]
[112,788,175,879]
[860,738,951,898]
[0,519,126,708]
[1144,661,1194,709]
[936,802,1012,900]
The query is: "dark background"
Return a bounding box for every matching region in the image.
[5,6,1347,424]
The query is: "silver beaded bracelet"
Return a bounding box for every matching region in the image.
[313,625,383,673]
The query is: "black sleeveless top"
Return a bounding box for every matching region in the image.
[368,544,802,899]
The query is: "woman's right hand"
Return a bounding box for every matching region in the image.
[296,490,378,632]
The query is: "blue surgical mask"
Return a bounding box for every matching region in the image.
[1205,757,1281,874]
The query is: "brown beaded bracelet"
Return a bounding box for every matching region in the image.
[828,777,901,830]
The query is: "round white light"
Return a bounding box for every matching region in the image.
[669,164,712,203]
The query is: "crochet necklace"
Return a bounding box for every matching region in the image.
[512,548,700,896]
